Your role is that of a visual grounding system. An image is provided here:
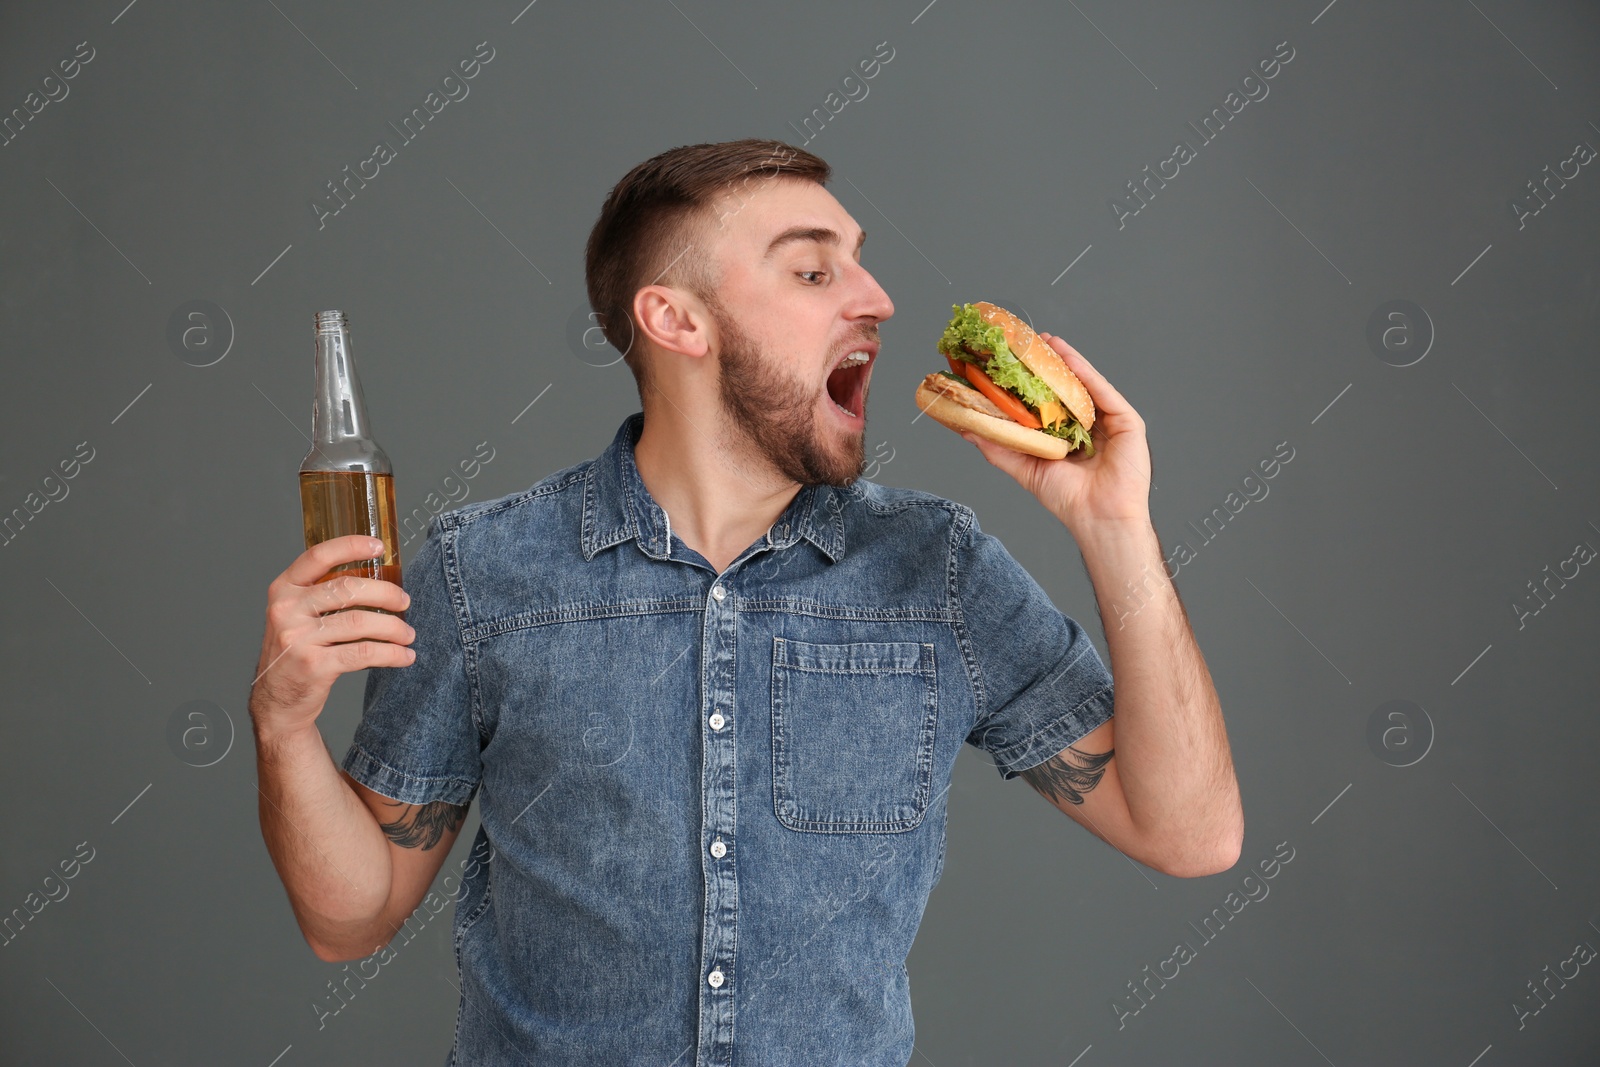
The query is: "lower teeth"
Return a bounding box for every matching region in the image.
[833,400,855,417]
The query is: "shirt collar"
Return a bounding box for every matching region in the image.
[581,412,846,565]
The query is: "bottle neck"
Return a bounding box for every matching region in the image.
[312,323,375,446]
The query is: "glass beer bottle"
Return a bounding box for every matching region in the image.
[298,310,402,612]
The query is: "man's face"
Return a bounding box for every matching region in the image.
[698,178,894,488]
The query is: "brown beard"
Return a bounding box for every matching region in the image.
[710,301,867,488]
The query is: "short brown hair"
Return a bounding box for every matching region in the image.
[584,139,831,397]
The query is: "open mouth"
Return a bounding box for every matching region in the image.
[825,349,873,419]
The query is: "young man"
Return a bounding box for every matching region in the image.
[250,139,1242,1065]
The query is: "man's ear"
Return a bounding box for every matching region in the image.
[633,285,713,360]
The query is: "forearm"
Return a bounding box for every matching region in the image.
[1073,515,1243,867]
[254,722,394,956]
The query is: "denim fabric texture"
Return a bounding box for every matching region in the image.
[342,412,1115,1066]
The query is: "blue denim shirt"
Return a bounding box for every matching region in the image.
[342,412,1115,1066]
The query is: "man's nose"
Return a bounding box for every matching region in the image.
[849,264,895,324]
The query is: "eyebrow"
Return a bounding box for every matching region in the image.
[763,226,867,258]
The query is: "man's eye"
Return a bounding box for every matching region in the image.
[797,271,827,284]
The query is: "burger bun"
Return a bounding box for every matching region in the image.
[914,373,1072,460]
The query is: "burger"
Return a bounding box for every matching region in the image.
[915,302,1096,459]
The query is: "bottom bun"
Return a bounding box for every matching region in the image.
[915,378,1071,460]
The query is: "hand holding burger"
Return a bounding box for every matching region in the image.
[916,302,1153,530]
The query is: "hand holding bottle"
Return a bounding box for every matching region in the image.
[249,535,414,743]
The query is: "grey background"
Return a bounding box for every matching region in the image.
[2,0,1597,1063]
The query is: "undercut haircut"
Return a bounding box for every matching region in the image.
[584,138,831,399]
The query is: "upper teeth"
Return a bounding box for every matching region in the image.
[839,351,870,367]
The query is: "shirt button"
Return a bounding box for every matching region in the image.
[709,711,725,731]
[710,839,727,858]
[711,585,726,601]
[708,969,725,988]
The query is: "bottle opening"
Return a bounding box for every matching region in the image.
[315,310,348,332]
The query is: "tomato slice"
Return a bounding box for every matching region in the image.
[957,360,1042,429]
[945,352,966,377]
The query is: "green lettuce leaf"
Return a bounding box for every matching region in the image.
[937,303,1012,362]
[936,303,1059,412]
[1039,417,1096,456]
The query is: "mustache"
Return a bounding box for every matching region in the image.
[837,326,881,356]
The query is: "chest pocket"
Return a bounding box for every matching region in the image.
[769,637,937,834]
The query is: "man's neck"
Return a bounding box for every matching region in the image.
[633,402,802,574]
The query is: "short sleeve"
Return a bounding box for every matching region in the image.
[954,511,1115,780]
[340,519,482,807]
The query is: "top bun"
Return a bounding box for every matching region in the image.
[971,301,1096,431]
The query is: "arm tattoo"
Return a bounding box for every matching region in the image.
[1019,745,1114,807]
[378,799,468,850]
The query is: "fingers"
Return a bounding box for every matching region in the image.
[271,537,408,620]
[305,572,411,618]
[252,596,417,720]
[254,541,415,729]
[1038,333,1138,422]
[261,560,411,677]
[282,534,390,588]
[330,640,419,672]
[272,608,417,686]
[262,636,417,702]
[311,606,416,651]
[266,570,409,637]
